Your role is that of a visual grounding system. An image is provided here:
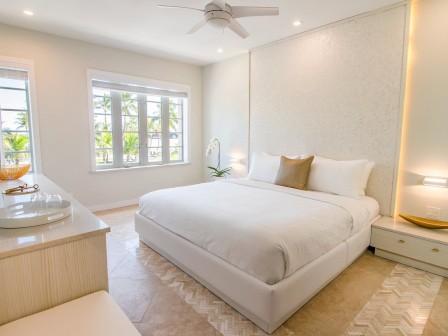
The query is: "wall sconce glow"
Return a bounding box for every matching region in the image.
[293,20,302,26]
[217,48,223,53]
[422,176,448,188]
[23,10,34,16]
[229,158,241,164]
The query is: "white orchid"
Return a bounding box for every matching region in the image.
[205,137,231,178]
[205,137,219,156]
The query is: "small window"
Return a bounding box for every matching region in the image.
[0,60,39,170]
[88,70,189,171]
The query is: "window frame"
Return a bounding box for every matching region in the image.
[0,56,42,173]
[87,69,190,172]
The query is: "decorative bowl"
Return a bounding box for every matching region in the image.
[0,164,31,180]
[399,213,448,229]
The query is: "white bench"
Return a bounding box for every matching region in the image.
[0,291,140,336]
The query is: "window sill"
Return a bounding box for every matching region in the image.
[90,162,191,174]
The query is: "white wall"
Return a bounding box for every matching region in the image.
[0,23,203,210]
[202,0,448,221]
[396,0,448,221]
[202,53,249,180]
[251,6,407,216]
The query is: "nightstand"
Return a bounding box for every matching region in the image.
[371,216,448,277]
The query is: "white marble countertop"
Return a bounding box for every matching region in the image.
[0,174,109,259]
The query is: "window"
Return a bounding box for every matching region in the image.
[88,70,188,170]
[0,59,39,170]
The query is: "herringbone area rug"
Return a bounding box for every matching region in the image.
[98,206,447,336]
[342,264,442,336]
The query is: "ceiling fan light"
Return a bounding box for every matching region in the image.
[207,18,230,29]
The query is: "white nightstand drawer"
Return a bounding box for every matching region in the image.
[371,227,448,269]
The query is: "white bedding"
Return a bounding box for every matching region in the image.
[139,179,379,285]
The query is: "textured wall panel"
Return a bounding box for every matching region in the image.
[250,6,407,215]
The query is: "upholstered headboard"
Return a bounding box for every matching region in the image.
[249,5,407,216]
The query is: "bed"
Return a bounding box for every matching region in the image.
[135,159,381,333]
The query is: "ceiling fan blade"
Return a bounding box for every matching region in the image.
[212,0,226,11]
[157,5,204,12]
[228,18,249,39]
[187,20,207,34]
[231,6,279,18]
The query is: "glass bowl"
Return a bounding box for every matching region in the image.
[0,163,31,180]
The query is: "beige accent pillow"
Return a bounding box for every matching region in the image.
[275,156,314,190]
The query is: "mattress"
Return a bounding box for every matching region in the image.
[139,179,379,284]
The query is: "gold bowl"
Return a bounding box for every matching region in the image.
[0,164,31,180]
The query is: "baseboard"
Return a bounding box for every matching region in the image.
[88,198,139,212]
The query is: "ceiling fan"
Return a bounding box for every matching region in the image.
[158,0,279,39]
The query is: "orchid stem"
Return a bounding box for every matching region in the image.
[217,139,220,171]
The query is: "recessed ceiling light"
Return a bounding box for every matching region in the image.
[23,10,34,16]
[217,48,223,53]
[293,20,302,27]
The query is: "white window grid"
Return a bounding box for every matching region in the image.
[0,67,35,170]
[88,70,189,171]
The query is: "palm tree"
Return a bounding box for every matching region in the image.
[94,93,111,114]
[123,133,139,163]
[168,101,180,133]
[121,93,139,135]
[2,132,29,165]
[147,116,161,147]
[95,122,113,164]
[93,92,113,164]
[121,92,138,116]
[93,92,111,128]
[15,112,29,131]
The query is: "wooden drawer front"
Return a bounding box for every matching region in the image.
[371,228,448,268]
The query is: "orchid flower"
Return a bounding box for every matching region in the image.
[205,137,231,178]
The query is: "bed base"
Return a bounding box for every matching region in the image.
[135,212,376,334]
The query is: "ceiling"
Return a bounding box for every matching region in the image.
[0,0,404,66]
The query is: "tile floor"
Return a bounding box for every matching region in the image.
[95,205,448,336]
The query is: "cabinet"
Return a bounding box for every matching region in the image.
[0,174,110,325]
[371,216,448,277]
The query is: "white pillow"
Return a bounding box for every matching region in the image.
[360,161,375,196]
[307,156,369,199]
[247,153,281,183]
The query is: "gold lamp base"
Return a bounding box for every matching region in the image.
[399,213,448,229]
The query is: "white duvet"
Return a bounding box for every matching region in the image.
[139,179,379,285]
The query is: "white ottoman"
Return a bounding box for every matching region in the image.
[0,291,140,336]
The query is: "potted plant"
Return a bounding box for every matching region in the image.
[205,137,231,178]
[207,165,232,178]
